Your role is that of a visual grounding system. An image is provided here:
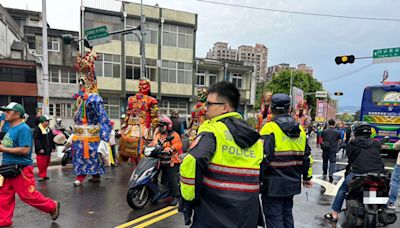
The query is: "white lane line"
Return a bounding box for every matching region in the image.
[313,159,394,170]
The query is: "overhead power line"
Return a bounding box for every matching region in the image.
[324,63,373,83]
[196,0,400,22]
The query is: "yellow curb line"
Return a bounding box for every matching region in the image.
[115,206,178,228]
[134,209,179,228]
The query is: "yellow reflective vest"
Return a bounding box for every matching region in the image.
[260,119,313,197]
[180,112,263,227]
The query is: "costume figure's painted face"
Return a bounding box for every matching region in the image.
[263,91,273,104]
[198,88,207,103]
[139,79,151,95]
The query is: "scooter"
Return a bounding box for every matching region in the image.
[126,136,174,210]
[53,127,72,166]
[344,172,397,228]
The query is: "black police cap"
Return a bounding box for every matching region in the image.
[271,93,291,110]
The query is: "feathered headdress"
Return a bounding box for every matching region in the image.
[74,50,98,94]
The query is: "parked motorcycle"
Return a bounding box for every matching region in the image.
[53,127,72,166]
[344,172,397,228]
[126,136,174,210]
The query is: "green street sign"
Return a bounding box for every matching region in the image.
[373,47,400,64]
[85,26,109,40]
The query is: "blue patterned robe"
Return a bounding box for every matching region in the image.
[72,94,111,175]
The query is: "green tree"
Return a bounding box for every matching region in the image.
[337,112,355,122]
[255,69,324,117]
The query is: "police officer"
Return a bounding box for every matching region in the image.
[260,93,313,228]
[180,81,263,228]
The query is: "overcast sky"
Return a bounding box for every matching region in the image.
[1,0,400,108]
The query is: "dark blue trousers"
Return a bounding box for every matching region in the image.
[262,194,294,228]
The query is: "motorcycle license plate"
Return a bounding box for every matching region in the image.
[363,191,388,205]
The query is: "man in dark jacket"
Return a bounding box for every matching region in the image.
[34,115,55,181]
[321,119,342,182]
[324,123,384,222]
[260,93,313,228]
[170,110,184,137]
[180,81,263,228]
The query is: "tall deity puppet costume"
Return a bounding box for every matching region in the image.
[118,79,159,163]
[187,88,207,144]
[294,100,310,127]
[71,50,112,182]
[256,91,273,132]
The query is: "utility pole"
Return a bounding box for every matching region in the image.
[289,68,293,109]
[140,0,146,78]
[42,0,49,116]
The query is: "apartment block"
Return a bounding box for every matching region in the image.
[206,42,268,83]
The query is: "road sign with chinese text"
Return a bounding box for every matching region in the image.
[85,26,109,40]
[373,47,400,64]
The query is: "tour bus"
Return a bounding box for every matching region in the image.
[360,82,400,151]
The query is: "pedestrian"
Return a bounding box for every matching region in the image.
[180,81,263,227]
[321,119,342,183]
[109,120,118,167]
[260,93,313,228]
[324,123,384,222]
[336,121,346,157]
[33,115,55,181]
[0,102,60,227]
[170,110,185,137]
[150,116,182,206]
[387,140,400,209]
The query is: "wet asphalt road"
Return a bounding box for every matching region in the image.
[8,138,400,228]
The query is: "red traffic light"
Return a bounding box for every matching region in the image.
[335,55,355,65]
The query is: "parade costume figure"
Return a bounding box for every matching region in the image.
[294,100,310,127]
[187,88,207,144]
[71,50,112,186]
[256,91,273,132]
[118,79,159,163]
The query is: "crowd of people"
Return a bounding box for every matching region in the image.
[1,80,400,228]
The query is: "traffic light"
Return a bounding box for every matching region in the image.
[334,92,344,96]
[335,55,355,65]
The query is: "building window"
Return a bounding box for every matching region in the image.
[163,24,193,49]
[96,53,120,78]
[161,60,192,84]
[125,57,157,81]
[49,67,77,84]
[196,70,205,86]
[159,100,188,115]
[48,41,60,52]
[209,73,217,86]
[126,19,158,44]
[27,35,35,49]
[232,73,243,89]
[103,97,120,119]
[49,103,73,118]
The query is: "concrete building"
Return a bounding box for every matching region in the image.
[83,1,197,125]
[0,5,39,127]
[195,58,256,116]
[6,7,80,127]
[206,42,237,61]
[237,43,268,82]
[206,42,268,83]
[266,63,314,81]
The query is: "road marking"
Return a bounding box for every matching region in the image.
[313,159,394,170]
[115,206,178,228]
[134,209,178,228]
[312,170,345,196]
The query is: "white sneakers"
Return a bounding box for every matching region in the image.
[73,180,82,186]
